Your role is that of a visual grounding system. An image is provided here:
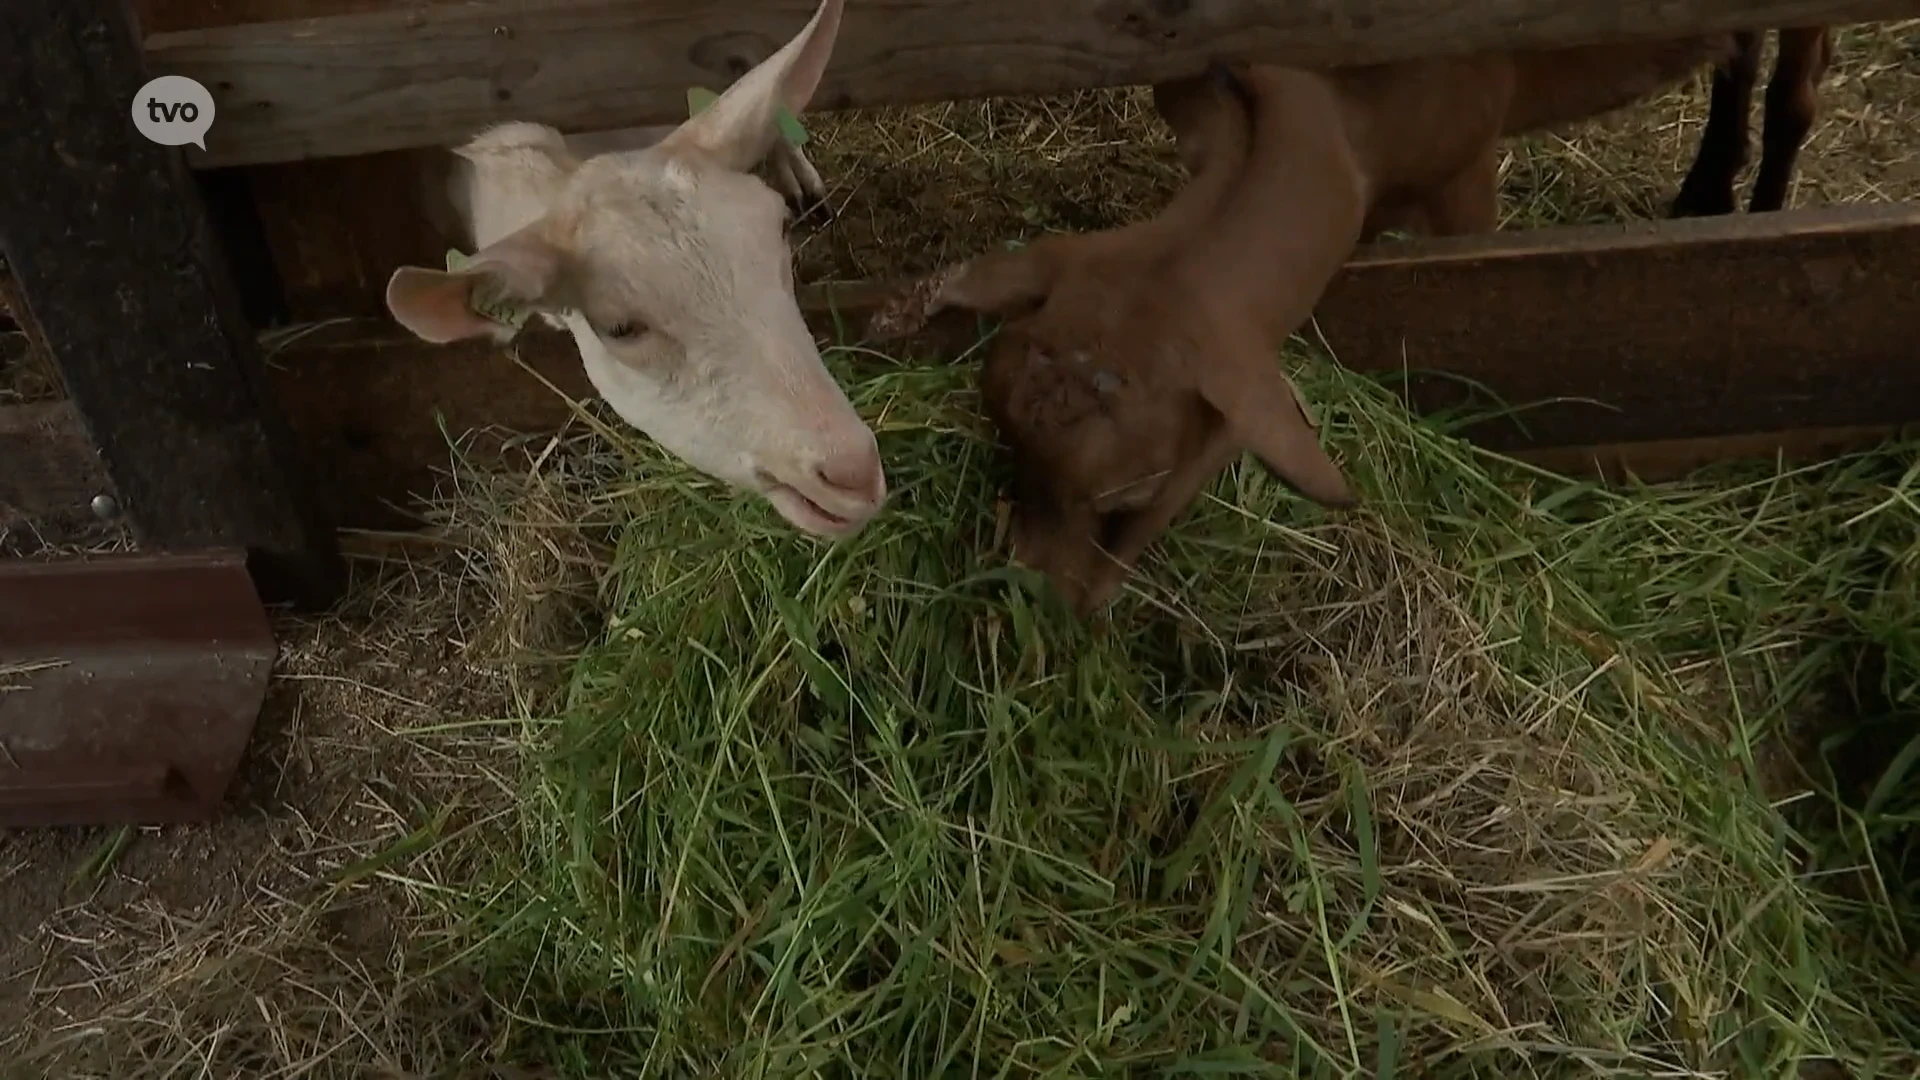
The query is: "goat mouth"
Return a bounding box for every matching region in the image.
[765,484,863,538]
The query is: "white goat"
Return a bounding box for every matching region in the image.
[384,0,884,539]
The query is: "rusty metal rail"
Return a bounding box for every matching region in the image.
[0,550,276,828]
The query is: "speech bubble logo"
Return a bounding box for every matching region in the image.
[131,74,216,151]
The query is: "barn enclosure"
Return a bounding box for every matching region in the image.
[7,0,1920,566]
[3,0,1920,1075]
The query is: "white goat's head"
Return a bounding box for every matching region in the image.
[384,0,886,539]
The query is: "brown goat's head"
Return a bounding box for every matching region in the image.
[867,65,1358,615]
[984,272,1353,614]
[978,284,1194,610]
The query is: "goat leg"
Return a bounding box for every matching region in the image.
[1672,30,1762,217]
[1749,26,1831,213]
[1418,144,1501,236]
[767,140,833,224]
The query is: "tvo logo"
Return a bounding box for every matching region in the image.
[131,74,216,151]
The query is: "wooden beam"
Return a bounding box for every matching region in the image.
[146,0,1920,168]
[1517,426,1912,483]
[0,0,343,608]
[258,324,593,531]
[188,199,1920,516]
[134,0,405,35]
[1309,201,1920,451]
[242,150,449,320]
[8,203,1917,538]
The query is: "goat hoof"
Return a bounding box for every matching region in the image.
[1669,188,1736,219]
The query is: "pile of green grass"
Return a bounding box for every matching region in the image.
[444,338,1919,1078]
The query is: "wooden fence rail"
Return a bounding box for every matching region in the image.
[10,202,1918,542]
[143,0,1920,167]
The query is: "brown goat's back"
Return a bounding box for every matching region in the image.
[1505,35,1738,135]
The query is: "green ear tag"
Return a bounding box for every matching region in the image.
[773,105,809,148]
[685,85,809,147]
[686,86,720,118]
[445,247,531,336]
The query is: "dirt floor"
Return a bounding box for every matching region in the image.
[3,21,1919,1077]
[0,552,517,1063]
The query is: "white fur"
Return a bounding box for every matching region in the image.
[385,0,884,539]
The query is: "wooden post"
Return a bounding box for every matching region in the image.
[0,0,342,608]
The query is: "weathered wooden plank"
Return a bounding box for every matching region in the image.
[146,0,1920,168]
[0,0,343,607]
[212,200,1920,524]
[242,150,448,320]
[1310,200,1920,451]
[11,204,1915,535]
[0,549,277,828]
[133,0,415,35]
[1520,425,1912,483]
[261,324,593,531]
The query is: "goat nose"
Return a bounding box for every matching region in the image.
[813,438,885,502]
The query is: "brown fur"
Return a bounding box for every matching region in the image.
[868,31,1824,616]
[1673,28,1835,217]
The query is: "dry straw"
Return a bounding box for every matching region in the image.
[398,338,1914,1078]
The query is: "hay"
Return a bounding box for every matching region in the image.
[2,528,538,1080]
[0,326,60,408]
[8,23,1920,1079]
[22,333,1920,1078]
[365,344,1912,1076]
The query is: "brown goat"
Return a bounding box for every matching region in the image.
[868,38,1743,616]
[1673,28,1835,217]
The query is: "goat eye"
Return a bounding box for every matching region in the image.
[603,321,643,341]
[1097,508,1137,551]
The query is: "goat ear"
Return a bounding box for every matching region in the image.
[939,246,1058,317]
[1198,343,1356,507]
[866,245,1057,342]
[385,222,566,344]
[662,0,844,173]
